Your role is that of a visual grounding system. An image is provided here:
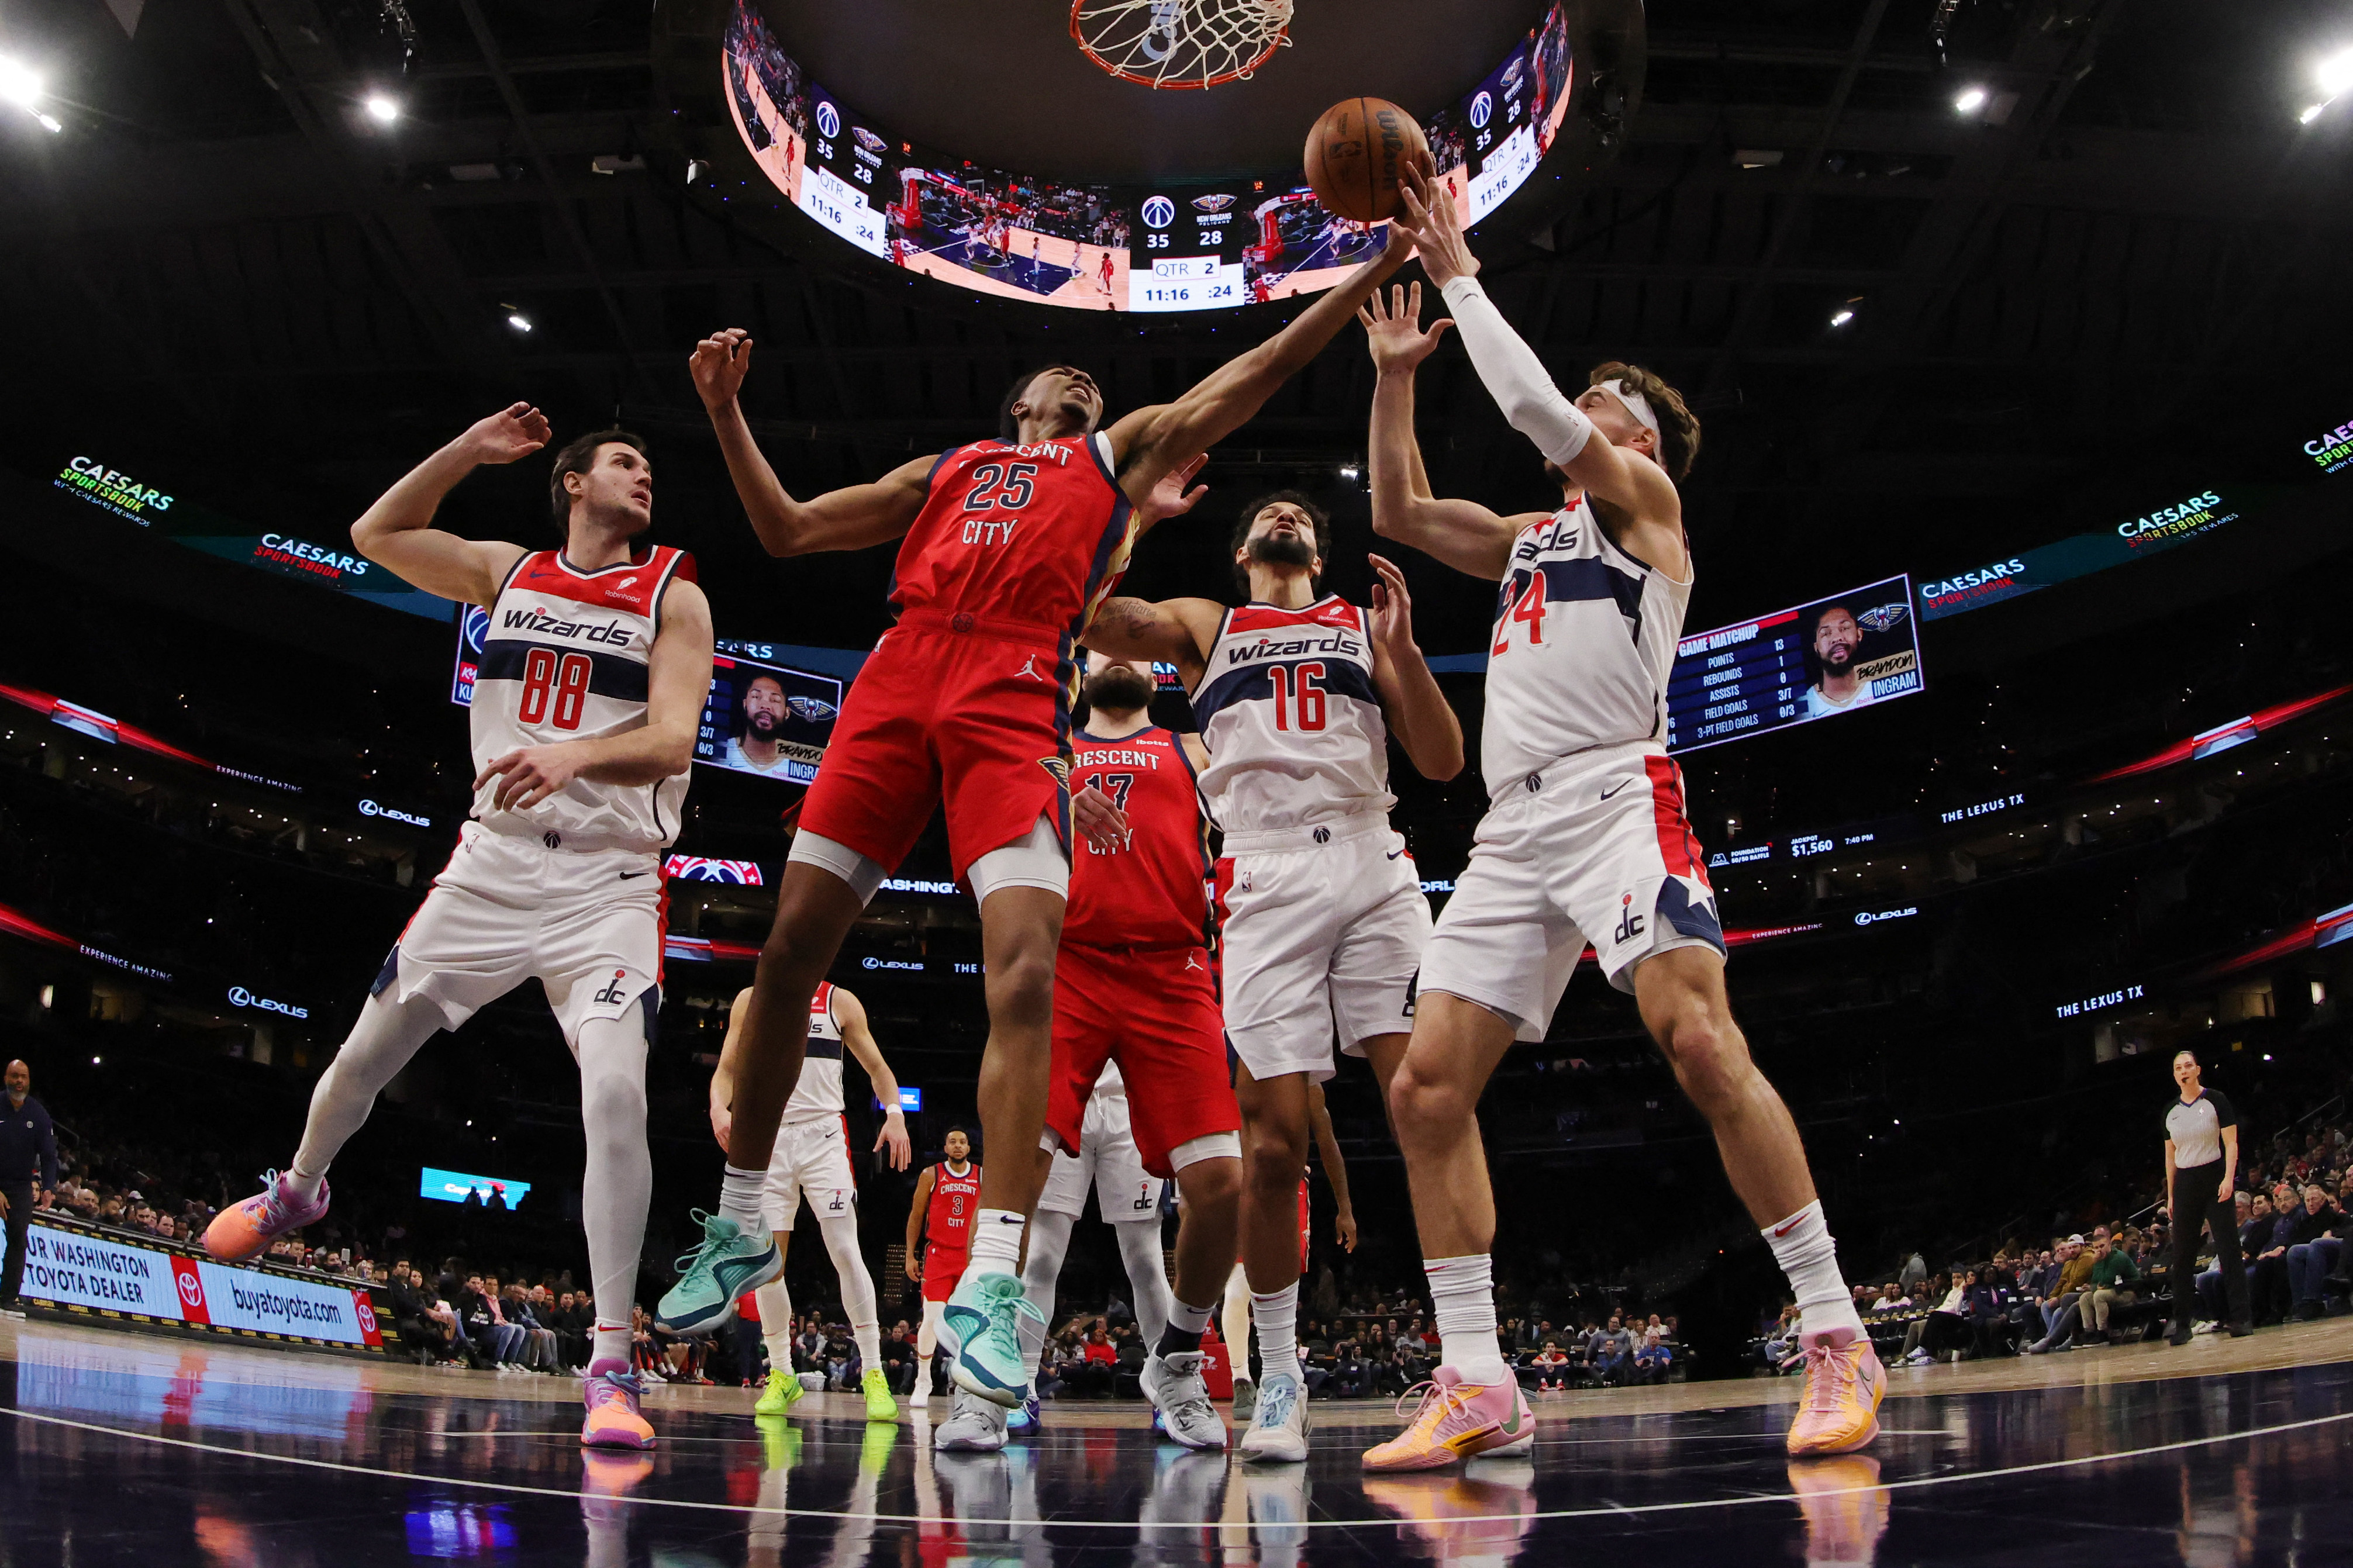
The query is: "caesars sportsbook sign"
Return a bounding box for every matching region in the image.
[4,1214,395,1356]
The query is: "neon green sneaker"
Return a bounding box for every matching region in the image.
[754,1367,805,1418]
[861,1365,901,1422]
[655,1210,781,1336]
[943,1269,1043,1408]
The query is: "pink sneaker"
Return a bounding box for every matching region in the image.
[1786,1326,1885,1457]
[1362,1367,1535,1472]
[582,1363,657,1450]
[202,1170,329,1263]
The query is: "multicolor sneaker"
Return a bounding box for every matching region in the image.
[202,1170,328,1263]
[1006,1393,1042,1435]
[941,1270,1041,1408]
[581,1364,657,1450]
[654,1211,781,1336]
[1361,1367,1533,1472]
[861,1366,901,1422]
[1786,1327,1885,1457]
[753,1366,803,1417]
[1236,1371,1310,1463]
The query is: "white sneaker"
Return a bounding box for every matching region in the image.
[934,1388,1009,1452]
[2193,1320,2223,1335]
[1141,1351,1227,1450]
[1236,1371,1309,1463]
[1231,1375,1257,1421]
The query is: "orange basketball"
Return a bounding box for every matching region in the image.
[1303,97,1431,223]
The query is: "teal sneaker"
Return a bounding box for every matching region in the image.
[941,1270,1043,1408]
[654,1210,781,1336]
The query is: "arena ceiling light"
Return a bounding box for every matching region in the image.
[1952,85,1989,115]
[0,53,60,132]
[2301,46,2353,123]
[363,91,402,125]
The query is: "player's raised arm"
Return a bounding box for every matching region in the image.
[833,987,911,1171]
[1106,236,1416,502]
[692,329,933,555]
[350,405,539,606]
[1364,554,1463,782]
[1081,595,1225,687]
[474,577,715,811]
[1389,174,1682,536]
[1361,285,1532,581]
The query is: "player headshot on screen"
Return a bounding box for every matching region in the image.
[723,674,793,774]
[1803,604,1876,718]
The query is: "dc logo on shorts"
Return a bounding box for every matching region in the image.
[1613,893,1646,945]
[593,969,630,1005]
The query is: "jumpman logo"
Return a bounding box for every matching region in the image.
[1013,654,1044,682]
[1185,952,1205,971]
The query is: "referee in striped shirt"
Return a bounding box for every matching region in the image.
[2164,1050,2251,1343]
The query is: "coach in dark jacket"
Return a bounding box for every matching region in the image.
[2,1059,60,1312]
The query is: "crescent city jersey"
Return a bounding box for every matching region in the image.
[780,981,847,1125]
[1064,725,1211,947]
[1481,497,1690,793]
[926,1161,981,1254]
[1188,596,1392,835]
[470,546,696,849]
[889,434,1137,676]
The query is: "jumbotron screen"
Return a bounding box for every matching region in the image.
[1667,575,1925,754]
[696,643,843,785]
[720,0,1575,312]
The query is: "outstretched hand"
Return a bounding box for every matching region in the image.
[1358,282,1452,375]
[874,1112,912,1171]
[1138,453,1210,529]
[691,329,755,412]
[461,402,552,466]
[1367,553,1420,656]
[1392,167,1478,289]
[1071,783,1131,852]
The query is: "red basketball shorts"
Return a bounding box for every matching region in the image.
[1046,941,1239,1180]
[798,617,1075,880]
[922,1244,969,1304]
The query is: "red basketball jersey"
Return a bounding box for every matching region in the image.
[926,1160,981,1253]
[889,436,1137,651]
[1064,724,1212,948]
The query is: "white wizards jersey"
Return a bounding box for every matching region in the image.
[1188,597,1393,838]
[782,981,847,1124]
[471,547,696,851]
[1482,499,1690,795]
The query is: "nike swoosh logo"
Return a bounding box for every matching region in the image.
[1772,1219,1800,1237]
[1599,780,1630,800]
[619,871,651,879]
[1386,848,1405,860]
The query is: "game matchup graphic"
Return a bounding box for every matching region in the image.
[1667,576,1926,754]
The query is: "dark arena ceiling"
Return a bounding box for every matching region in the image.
[0,0,2349,666]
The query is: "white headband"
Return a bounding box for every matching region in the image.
[1597,379,1661,443]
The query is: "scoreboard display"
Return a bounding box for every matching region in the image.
[695,642,844,785]
[1667,575,1925,754]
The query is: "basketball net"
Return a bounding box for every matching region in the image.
[1069,0,1293,90]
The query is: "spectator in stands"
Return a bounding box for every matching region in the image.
[1593,1312,1636,1385]
[2286,1184,2344,1320]
[1064,1324,1117,1398]
[2082,1235,2141,1344]
[1530,1340,1571,1391]
[2193,1194,2258,1329]
[388,1262,451,1365]
[1899,1271,1972,1365]
[1634,1320,1672,1384]
[1967,1263,2019,1357]
[2249,1192,2300,1325]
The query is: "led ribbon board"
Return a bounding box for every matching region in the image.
[719,0,1574,313]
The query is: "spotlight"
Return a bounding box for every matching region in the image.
[363,92,402,125]
[506,311,533,334]
[2317,47,2353,99]
[0,55,40,112]
[2302,103,2327,125]
[1954,85,1989,114]
[1830,308,1856,327]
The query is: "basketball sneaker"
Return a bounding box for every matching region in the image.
[202,1170,329,1263]
[654,1211,782,1336]
[1786,1327,1885,1457]
[934,1387,1009,1452]
[580,1363,657,1450]
[1231,1374,1258,1421]
[941,1270,1041,1408]
[861,1366,901,1422]
[1140,1350,1227,1450]
[1236,1370,1310,1463]
[753,1366,803,1418]
[1006,1393,1042,1435]
[1361,1367,1534,1472]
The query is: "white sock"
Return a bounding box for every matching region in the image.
[1222,1265,1253,1377]
[1764,1200,1865,1339]
[719,1164,767,1231]
[756,1278,794,1373]
[1427,1253,1509,1383]
[968,1208,1025,1276]
[1250,1283,1298,1384]
[592,1322,632,1369]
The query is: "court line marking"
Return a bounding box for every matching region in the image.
[1,1404,2346,1530]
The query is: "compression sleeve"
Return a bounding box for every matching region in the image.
[1438,276,1593,465]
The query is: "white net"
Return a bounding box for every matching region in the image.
[1069,0,1295,89]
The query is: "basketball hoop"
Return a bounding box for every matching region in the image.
[1069,0,1293,90]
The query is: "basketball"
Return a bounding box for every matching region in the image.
[1304,97,1431,223]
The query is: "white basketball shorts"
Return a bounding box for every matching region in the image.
[1216,811,1432,1082]
[762,1115,858,1232]
[1416,741,1725,1041]
[1037,1089,1164,1221]
[373,821,663,1047]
